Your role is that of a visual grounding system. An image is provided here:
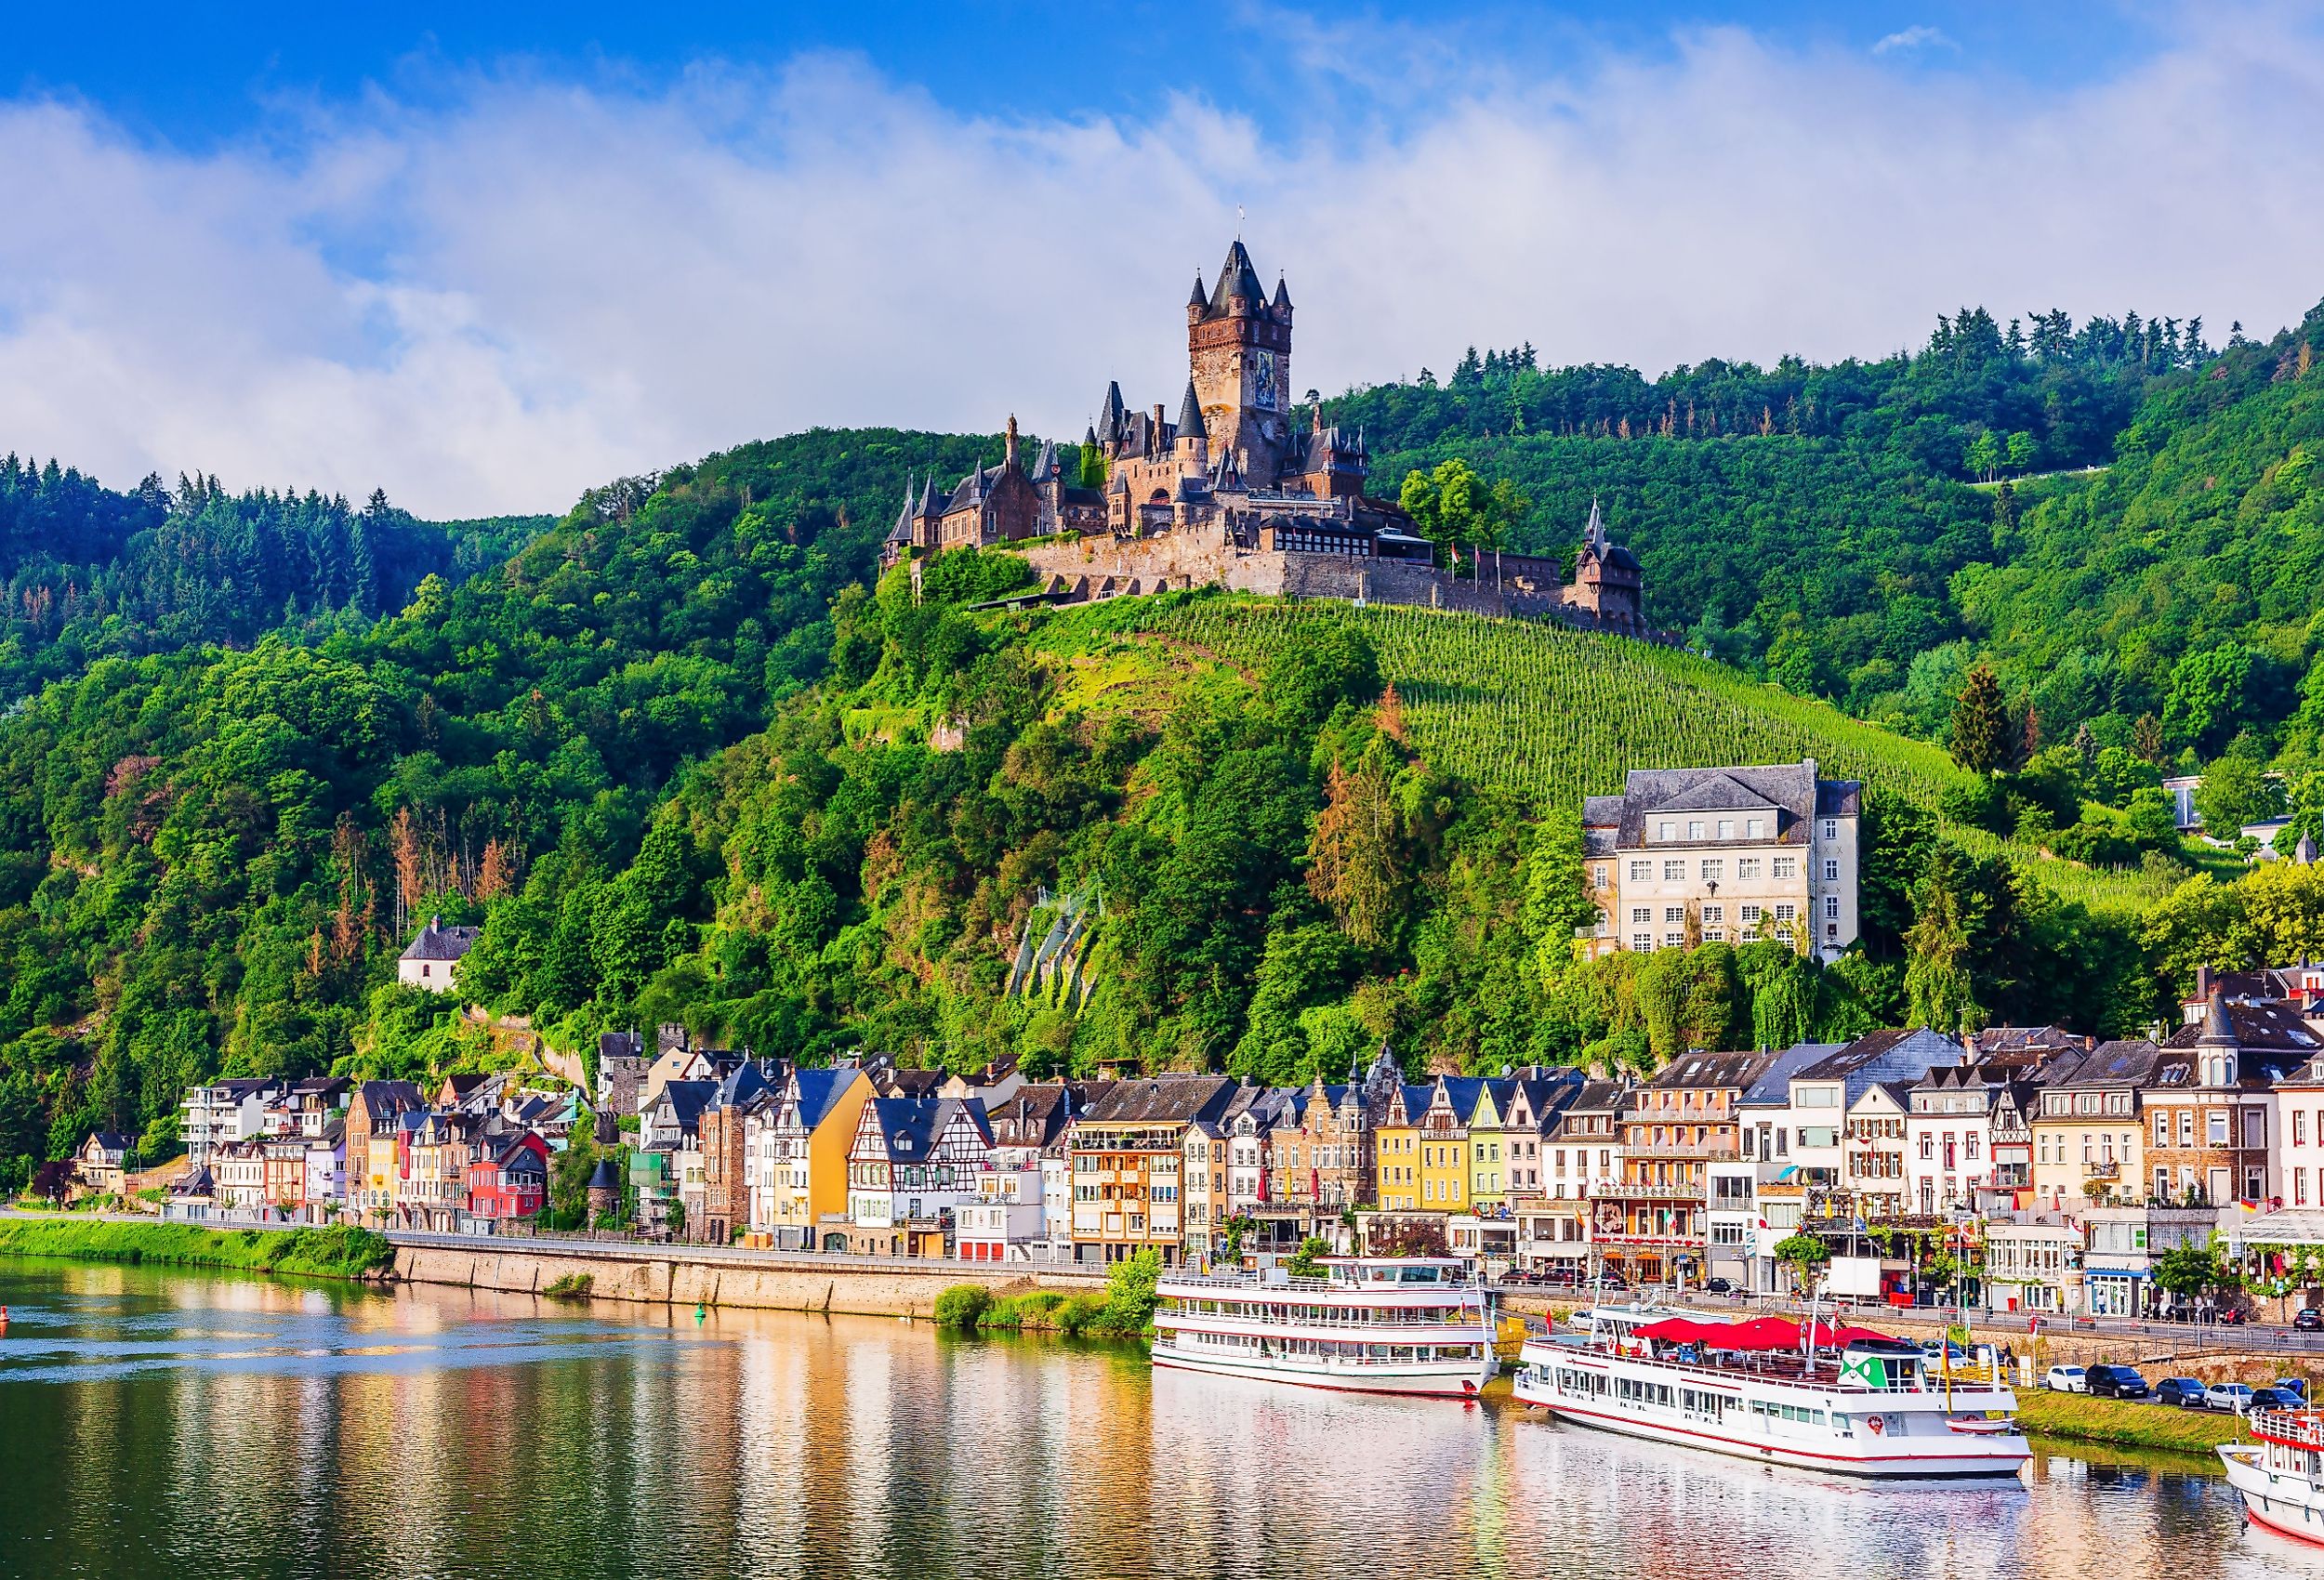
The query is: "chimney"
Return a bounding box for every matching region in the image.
[2197,965,2214,999]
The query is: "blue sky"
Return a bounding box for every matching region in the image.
[4,3,2320,516]
[15,3,2156,145]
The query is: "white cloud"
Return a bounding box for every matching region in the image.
[1,16,2321,518]
[1873,25,1957,55]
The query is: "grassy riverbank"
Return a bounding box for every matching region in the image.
[0,1218,392,1280]
[2015,1389,2240,1455]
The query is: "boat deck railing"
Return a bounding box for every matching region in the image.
[1528,1343,2012,1399]
[1160,1271,1492,1294]
[2251,1409,2324,1449]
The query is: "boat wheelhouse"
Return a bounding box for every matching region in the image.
[1151,1256,1495,1397]
[1514,1307,2030,1480]
[2222,1409,2324,1546]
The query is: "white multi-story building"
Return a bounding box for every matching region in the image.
[1778,1030,1962,1215]
[1582,760,1862,963]
[180,1078,286,1165]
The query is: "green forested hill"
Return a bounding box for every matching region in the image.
[8,298,2324,1188]
[0,459,550,704]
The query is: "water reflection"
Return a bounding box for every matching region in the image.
[0,1257,2300,1580]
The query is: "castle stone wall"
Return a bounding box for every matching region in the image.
[1011,535,1664,639]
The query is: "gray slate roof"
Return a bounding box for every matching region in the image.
[1585,761,1861,849]
[401,917,480,963]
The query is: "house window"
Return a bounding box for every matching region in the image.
[1631,907,1650,924]
[1700,860,1723,882]
[1664,931,1685,947]
[1920,1134,1934,1159]
[1774,903,1797,925]
[1746,819,1765,839]
[1822,820,1838,841]
[1688,820,1706,840]
[2300,1111,2312,1148]
[1702,904,1723,923]
[1823,859,1839,884]
[2299,1168,2310,1206]
[1772,857,1798,880]
[1629,861,1651,882]
[1824,896,1839,920]
[2208,1112,2228,1147]
[1736,859,1762,880]
[1631,932,1653,951]
[1965,1133,1979,1160]
[1662,860,1684,881]
[1591,864,1609,889]
[1717,819,1735,839]
[2154,1113,2168,1148]
[2246,1110,2265,1148]
[1658,822,1678,841]
[1664,906,1686,924]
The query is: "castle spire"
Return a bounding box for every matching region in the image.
[1175,380,1207,444]
[1189,271,1208,309]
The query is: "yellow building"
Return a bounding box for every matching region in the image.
[1374,1082,1428,1213]
[2028,1040,2156,1211]
[1416,1078,1480,1216]
[754,1064,873,1248]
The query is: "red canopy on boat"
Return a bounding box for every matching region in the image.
[1631,1316,1899,1351]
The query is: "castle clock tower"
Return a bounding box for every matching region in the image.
[1186,240,1293,488]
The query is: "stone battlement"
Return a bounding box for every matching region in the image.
[1009,533,1668,638]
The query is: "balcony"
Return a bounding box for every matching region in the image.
[1592,1181,1706,1201]
[1623,1144,1739,1163]
[2083,1161,2121,1180]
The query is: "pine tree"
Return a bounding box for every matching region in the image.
[1949,665,2011,775]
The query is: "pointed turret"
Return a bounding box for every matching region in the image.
[1272,274,1292,312]
[1203,240,1268,319]
[1097,381,1127,444]
[1083,424,1098,448]
[1584,494,1606,548]
[1188,271,1208,309]
[1031,438,1059,481]
[2198,988,2236,1047]
[1175,380,1207,444]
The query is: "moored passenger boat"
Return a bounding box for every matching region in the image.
[1513,1307,2030,1479]
[2222,1409,2324,1545]
[1151,1256,1495,1397]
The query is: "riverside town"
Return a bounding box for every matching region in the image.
[14,13,2324,1569]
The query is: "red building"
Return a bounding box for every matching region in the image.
[466,1132,551,1221]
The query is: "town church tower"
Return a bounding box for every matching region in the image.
[1186,240,1294,488]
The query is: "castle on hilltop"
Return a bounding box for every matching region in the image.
[884,240,1650,633]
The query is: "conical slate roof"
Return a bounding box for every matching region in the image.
[1205,240,1267,317]
[1272,275,1292,310]
[1188,271,1208,309]
[1175,381,1206,441]
[1098,380,1127,441]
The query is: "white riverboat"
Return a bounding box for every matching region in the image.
[1151,1256,1496,1397]
[1513,1306,2030,1479]
[2221,1408,2324,1546]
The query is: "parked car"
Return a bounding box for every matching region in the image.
[2043,1364,2088,1393]
[2086,1364,2150,1400]
[1496,1270,1538,1286]
[2250,1387,2302,1413]
[2206,1382,2257,1414]
[1704,1277,1735,1296]
[2156,1376,2209,1409]
[2293,1307,2323,1333]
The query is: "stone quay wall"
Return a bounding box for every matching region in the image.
[390,1236,1107,1319]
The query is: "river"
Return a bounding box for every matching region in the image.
[0,1257,2314,1579]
